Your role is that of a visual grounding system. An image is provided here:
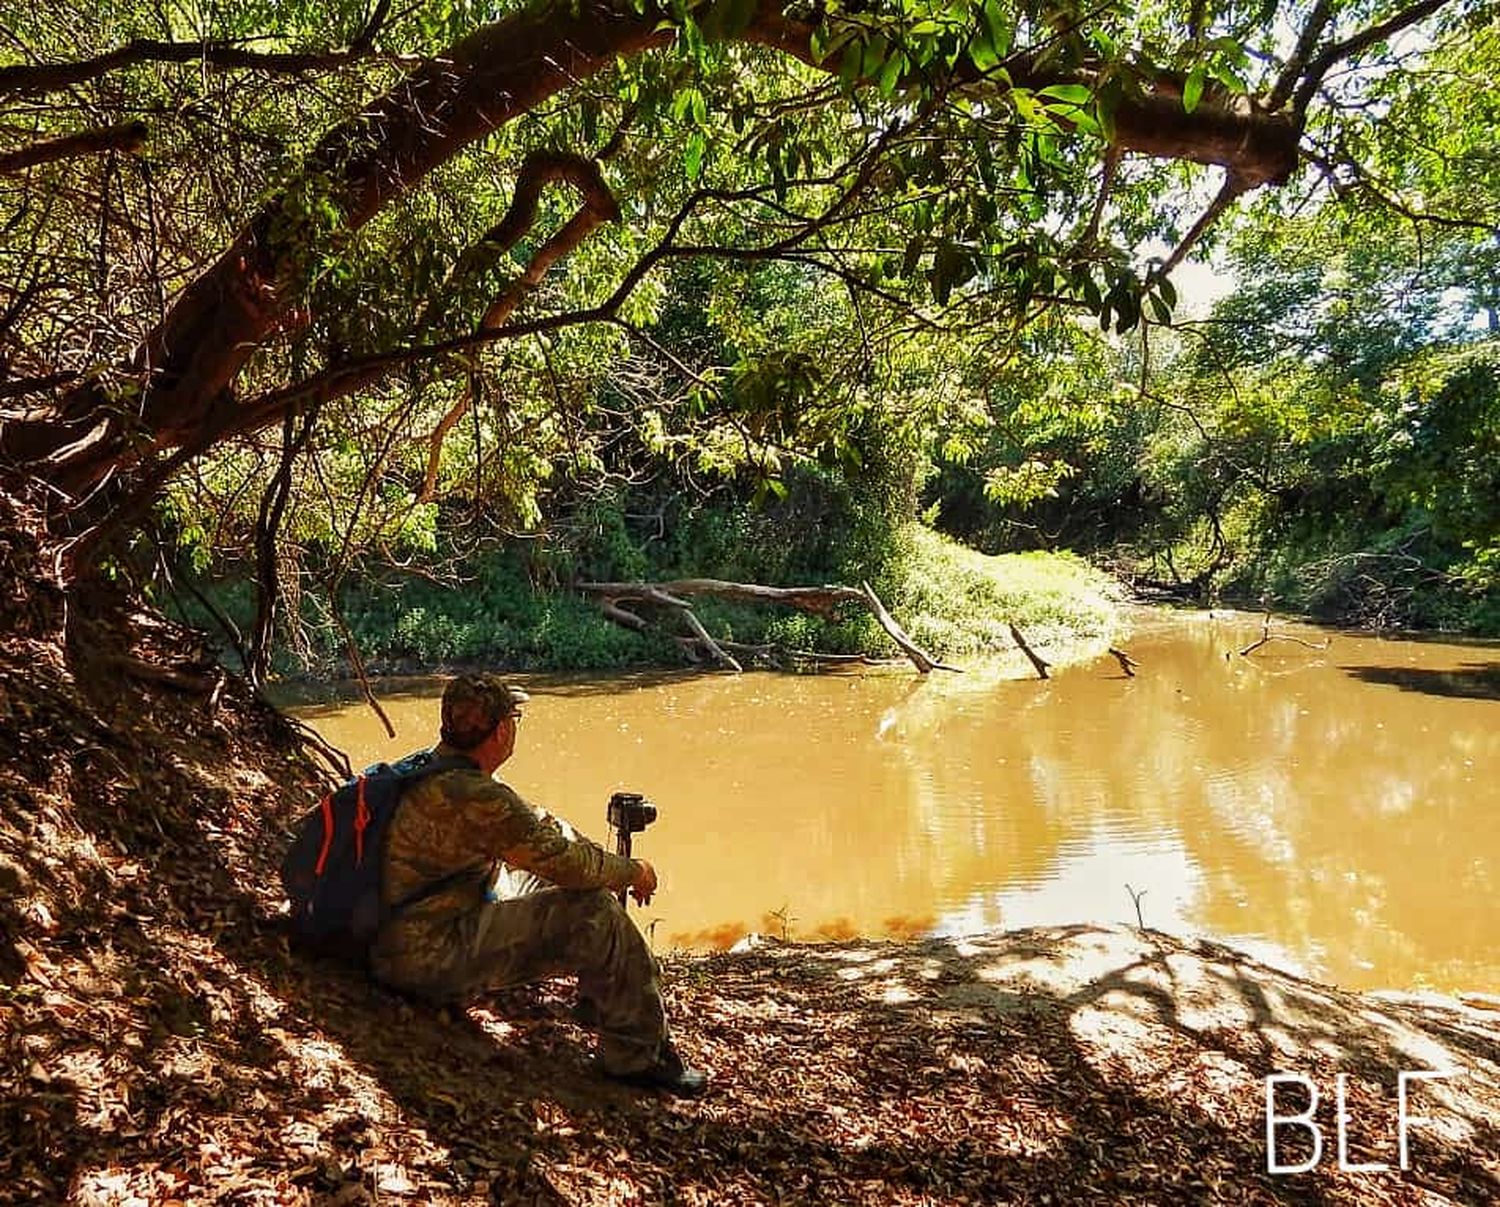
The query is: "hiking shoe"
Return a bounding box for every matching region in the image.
[604,1044,710,1098]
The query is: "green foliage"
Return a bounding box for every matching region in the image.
[922,311,1154,553]
[14,0,1491,654]
[885,525,1118,659]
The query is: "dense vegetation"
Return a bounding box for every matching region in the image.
[930,229,1500,632]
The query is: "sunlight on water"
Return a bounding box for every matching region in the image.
[288,610,1500,993]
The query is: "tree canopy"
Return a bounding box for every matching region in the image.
[0,0,1494,663]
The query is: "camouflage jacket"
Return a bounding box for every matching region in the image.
[382,750,639,927]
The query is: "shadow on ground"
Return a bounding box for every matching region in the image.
[3,608,1498,1206]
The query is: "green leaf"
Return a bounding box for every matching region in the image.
[1184,63,1206,114]
[902,236,925,279]
[839,40,863,88]
[1210,62,1249,93]
[1038,83,1091,106]
[1080,273,1102,311]
[809,23,829,63]
[671,87,699,123]
[684,131,706,180]
[970,34,1000,74]
[878,50,905,97]
[861,35,890,80]
[930,241,974,305]
[981,0,1012,58]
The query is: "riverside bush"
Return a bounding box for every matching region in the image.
[170,443,1119,675]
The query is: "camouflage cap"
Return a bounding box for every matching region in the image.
[440,673,529,749]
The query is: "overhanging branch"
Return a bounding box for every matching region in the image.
[0,121,148,175]
[1290,0,1454,117]
[10,0,1323,500]
[0,1,399,97]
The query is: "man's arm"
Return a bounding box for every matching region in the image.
[452,771,640,892]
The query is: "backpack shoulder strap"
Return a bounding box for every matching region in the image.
[385,749,478,782]
[418,753,480,778]
[381,749,486,917]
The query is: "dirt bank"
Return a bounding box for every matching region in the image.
[1,509,1496,1205]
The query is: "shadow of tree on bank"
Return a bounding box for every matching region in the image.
[1342,662,1500,700]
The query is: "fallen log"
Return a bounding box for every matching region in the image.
[580,578,865,616]
[579,578,959,675]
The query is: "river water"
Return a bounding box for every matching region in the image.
[287,609,1499,993]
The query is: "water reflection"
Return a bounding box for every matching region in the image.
[288,610,1500,993]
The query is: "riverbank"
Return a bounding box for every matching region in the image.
[2,562,1496,1204]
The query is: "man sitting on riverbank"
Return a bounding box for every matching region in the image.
[368,672,708,1097]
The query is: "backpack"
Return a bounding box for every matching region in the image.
[280,749,477,955]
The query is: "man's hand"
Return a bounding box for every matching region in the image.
[630,860,657,906]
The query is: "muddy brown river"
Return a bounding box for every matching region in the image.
[287,609,1499,993]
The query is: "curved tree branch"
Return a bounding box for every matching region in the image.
[1268,0,1335,112]
[12,2,674,494]
[1152,173,1249,280]
[1291,0,1454,118]
[0,121,148,175]
[417,151,621,500]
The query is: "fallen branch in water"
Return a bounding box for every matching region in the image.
[681,606,742,672]
[1239,613,1332,657]
[1108,647,1140,677]
[859,581,961,674]
[1009,624,1051,680]
[579,578,959,675]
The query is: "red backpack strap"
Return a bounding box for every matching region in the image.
[353,776,372,866]
[313,791,336,876]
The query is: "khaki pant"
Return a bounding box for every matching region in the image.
[370,872,669,1075]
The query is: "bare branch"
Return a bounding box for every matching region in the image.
[0,30,405,98]
[1081,145,1121,247]
[0,121,148,175]
[1268,0,1335,111]
[1153,173,1248,281]
[1292,0,1455,117]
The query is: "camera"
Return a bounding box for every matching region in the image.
[607,791,657,834]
